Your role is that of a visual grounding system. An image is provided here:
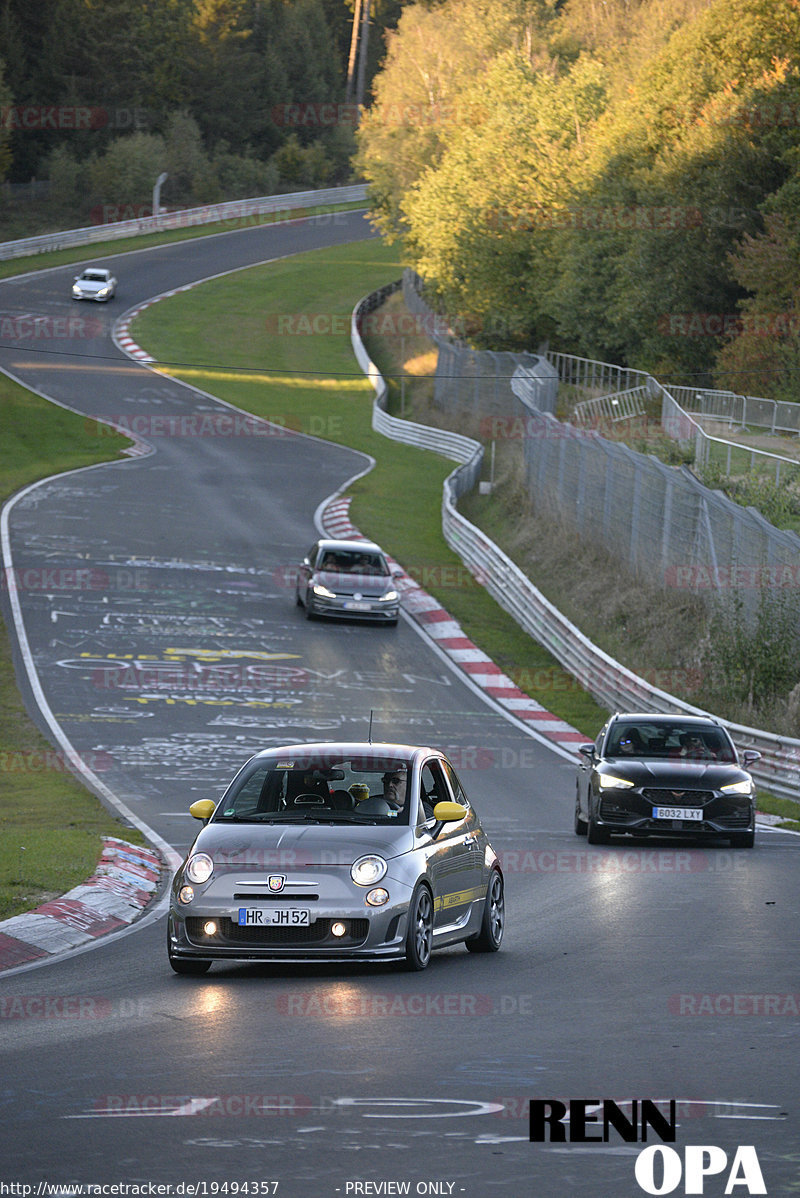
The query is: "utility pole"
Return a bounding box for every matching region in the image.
[355,0,371,111]
[345,0,362,105]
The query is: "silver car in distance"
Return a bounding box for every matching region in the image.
[295,538,401,624]
[71,266,117,301]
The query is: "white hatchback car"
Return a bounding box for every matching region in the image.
[72,267,117,302]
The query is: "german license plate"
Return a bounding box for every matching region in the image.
[652,806,703,821]
[238,908,310,926]
[344,601,371,611]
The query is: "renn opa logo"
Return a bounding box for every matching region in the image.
[529,1099,766,1195]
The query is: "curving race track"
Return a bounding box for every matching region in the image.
[0,212,798,1196]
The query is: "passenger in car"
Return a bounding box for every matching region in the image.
[680,733,712,759]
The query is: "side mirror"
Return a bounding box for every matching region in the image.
[431,801,467,824]
[578,744,596,761]
[742,750,761,768]
[189,799,216,822]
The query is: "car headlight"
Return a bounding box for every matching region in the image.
[598,774,636,790]
[379,590,399,602]
[720,779,753,795]
[351,855,387,886]
[185,852,214,883]
[72,284,81,294]
[313,584,336,598]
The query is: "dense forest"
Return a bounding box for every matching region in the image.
[2,0,799,393]
[0,0,403,233]
[357,0,800,393]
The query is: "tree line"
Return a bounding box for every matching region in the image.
[0,0,403,236]
[356,0,800,396]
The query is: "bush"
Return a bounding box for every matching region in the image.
[87,132,168,209]
[701,588,800,713]
[697,463,800,528]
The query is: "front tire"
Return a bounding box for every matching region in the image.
[587,800,611,844]
[404,885,433,971]
[574,791,588,836]
[466,869,504,953]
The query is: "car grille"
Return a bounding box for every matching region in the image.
[641,789,714,806]
[600,787,751,831]
[232,893,319,901]
[186,917,369,948]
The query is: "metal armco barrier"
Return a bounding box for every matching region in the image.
[0,185,368,261]
[352,285,800,802]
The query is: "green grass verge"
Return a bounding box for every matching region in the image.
[754,790,800,830]
[0,201,365,282]
[132,237,609,736]
[0,372,145,920]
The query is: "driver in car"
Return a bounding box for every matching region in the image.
[381,767,408,811]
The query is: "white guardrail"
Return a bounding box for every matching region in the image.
[0,184,368,261]
[352,284,800,801]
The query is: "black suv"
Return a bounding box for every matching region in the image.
[575,713,760,848]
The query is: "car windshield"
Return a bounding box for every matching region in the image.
[608,724,735,761]
[318,550,387,575]
[213,753,413,824]
[83,271,107,281]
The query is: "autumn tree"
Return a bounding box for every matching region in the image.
[355,0,554,240]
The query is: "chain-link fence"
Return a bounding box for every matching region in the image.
[402,270,559,420]
[516,406,800,611]
[403,270,800,623]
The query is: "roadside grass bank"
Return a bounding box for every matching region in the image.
[0,201,365,283]
[0,373,146,919]
[132,238,608,738]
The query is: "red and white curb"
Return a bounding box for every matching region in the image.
[115,285,198,362]
[115,304,155,361]
[0,839,163,972]
[320,496,586,750]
